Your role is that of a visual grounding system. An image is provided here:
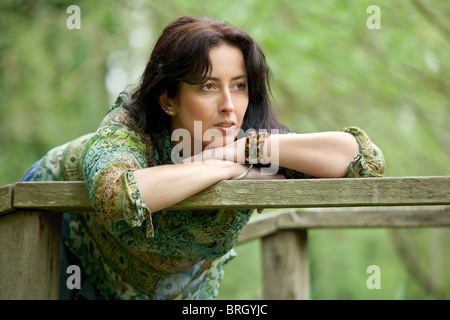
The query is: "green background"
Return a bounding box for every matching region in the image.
[1,0,449,299]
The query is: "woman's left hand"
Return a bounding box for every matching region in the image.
[183,137,247,164]
[182,138,284,215]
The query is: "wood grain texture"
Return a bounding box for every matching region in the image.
[0,184,14,216]
[13,181,93,212]
[1,176,449,300]
[262,230,309,300]
[0,210,62,299]
[238,206,450,244]
[7,176,450,213]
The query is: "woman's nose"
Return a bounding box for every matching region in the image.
[219,90,235,113]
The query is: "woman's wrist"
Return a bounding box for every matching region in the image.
[201,159,250,181]
[196,131,274,167]
[232,164,253,180]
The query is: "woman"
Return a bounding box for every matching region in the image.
[23,16,385,300]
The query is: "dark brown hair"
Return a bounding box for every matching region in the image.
[128,16,291,134]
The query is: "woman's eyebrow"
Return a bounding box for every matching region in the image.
[207,75,248,81]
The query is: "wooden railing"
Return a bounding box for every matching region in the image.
[1,176,450,299]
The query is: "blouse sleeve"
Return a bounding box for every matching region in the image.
[340,126,385,178]
[82,106,154,238]
[282,126,385,179]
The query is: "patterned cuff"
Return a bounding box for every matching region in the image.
[341,127,385,177]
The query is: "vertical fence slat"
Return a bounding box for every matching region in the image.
[262,229,310,300]
[0,210,62,299]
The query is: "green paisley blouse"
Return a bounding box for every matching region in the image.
[34,94,385,300]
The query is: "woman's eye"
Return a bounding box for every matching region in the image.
[202,83,214,91]
[234,82,247,90]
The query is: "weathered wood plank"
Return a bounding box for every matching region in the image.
[193,176,449,209]
[275,206,450,229]
[0,210,62,299]
[262,230,309,300]
[0,184,14,216]
[239,206,450,244]
[171,176,450,209]
[13,181,94,212]
[238,211,285,245]
[10,176,450,212]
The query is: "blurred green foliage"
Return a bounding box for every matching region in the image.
[0,0,448,299]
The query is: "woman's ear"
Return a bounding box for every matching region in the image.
[159,92,176,116]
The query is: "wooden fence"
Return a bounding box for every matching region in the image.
[1,176,450,299]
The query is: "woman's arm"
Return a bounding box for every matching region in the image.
[134,160,250,213]
[198,131,360,179]
[198,127,386,179]
[264,131,359,178]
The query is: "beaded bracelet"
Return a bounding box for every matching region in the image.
[245,131,271,164]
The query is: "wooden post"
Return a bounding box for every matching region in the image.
[262,229,310,300]
[0,210,62,299]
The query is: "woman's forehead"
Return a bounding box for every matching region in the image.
[207,45,247,78]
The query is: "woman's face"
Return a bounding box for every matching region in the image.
[164,44,249,153]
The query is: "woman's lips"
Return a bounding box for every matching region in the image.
[214,121,236,135]
[214,124,236,134]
